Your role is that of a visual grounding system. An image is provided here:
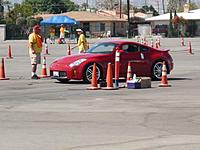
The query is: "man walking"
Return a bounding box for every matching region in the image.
[28,25,43,79]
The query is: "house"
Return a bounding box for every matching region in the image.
[35,10,128,37]
[146,5,200,36]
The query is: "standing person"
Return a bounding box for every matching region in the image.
[59,24,65,43]
[75,28,88,53]
[49,26,55,44]
[28,25,43,79]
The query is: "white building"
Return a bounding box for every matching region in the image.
[146,8,200,36]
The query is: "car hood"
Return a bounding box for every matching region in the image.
[52,53,107,65]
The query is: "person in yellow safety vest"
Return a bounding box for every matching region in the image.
[59,24,65,43]
[72,29,88,53]
[28,25,43,79]
[49,26,55,44]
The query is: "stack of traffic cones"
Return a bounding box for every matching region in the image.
[39,56,49,78]
[67,43,71,55]
[158,61,171,87]
[87,63,100,90]
[188,41,194,54]
[0,58,9,80]
[7,45,13,59]
[104,63,115,90]
[126,62,132,84]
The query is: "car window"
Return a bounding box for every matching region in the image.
[122,44,138,52]
[87,43,117,54]
[139,45,149,52]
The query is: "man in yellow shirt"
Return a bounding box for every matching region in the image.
[76,29,88,53]
[49,26,55,44]
[59,24,65,43]
[28,25,43,79]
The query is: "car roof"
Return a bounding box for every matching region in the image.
[98,40,137,45]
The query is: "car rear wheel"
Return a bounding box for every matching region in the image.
[83,63,102,83]
[151,61,165,80]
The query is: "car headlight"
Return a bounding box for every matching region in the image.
[69,59,87,68]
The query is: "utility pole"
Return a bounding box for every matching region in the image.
[119,0,122,18]
[156,0,160,14]
[86,0,88,9]
[144,0,147,6]
[127,0,131,38]
[162,0,165,14]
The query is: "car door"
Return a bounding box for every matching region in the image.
[120,43,151,77]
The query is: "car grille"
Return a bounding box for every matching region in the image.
[50,71,67,77]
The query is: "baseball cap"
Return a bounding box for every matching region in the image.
[33,25,41,31]
[76,28,83,32]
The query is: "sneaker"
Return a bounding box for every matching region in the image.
[31,74,40,79]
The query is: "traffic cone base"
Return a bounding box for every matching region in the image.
[103,86,117,90]
[0,77,9,80]
[159,84,171,87]
[87,86,100,90]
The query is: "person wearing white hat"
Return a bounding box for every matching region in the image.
[74,28,88,53]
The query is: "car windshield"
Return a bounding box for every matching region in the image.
[87,42,117,54]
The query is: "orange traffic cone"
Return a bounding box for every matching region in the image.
[67,43,71,55]
[0,58,9,80]
[159,61,171,87]
[104,62,116,90]
[7,45,13,59]
[151,39,154,47]
[188,41,193,54]
[157,38,161,46]
[87,63,100,90]
[181,37,185,46]
[126,62,132,82]
[44,43,50,55]
[39,56,49,78]
[155,40,159,48]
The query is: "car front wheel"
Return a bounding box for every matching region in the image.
[83,63,102,83]
[151,61,166,80]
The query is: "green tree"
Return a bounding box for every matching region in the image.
[22,0,79,14]
[5,3,33,24]
[167,0,178,12]
[140,5,159,16]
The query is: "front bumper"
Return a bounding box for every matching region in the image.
[50,63,82,80]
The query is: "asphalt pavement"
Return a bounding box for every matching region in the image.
[0,37,200,150]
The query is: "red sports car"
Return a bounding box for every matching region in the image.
[50,40,173,83]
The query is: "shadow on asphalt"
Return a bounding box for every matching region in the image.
[168,77,192,81]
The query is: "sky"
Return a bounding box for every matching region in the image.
[10,0,200,8]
